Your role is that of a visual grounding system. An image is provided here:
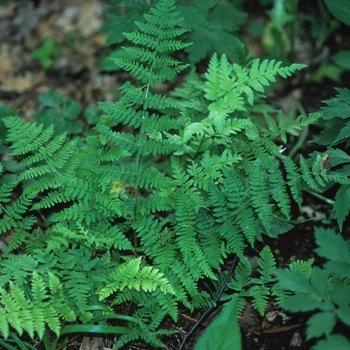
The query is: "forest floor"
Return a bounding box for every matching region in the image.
[1,1,350,349]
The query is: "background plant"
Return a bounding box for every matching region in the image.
[276,227,350,350]
[100,0,248,70]
[32,37,60,69]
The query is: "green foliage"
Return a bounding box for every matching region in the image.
[194,296,242,350]
[315,88,350,146]
[32,38,60,69]
[204,54,306,132]
[102,0,248,65]
[312,88,350,230]
[1,0,348,348]
[225,246,277,317]
[276,227,350,349]
[262,0,299,58]
[34,90,102,137]
[325,0,350,26]
[177,0,247,63]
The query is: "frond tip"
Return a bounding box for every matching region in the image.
[112,0,190,85]
[98,258,175,300]
[204,53,306,127]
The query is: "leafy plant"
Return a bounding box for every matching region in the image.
[262,0,299,59]
[32,38,60,69]
[176,0,247,63]
[276,227,350,350]
[194,296,242,350]
[312,88,350,230]
[33,90,102,138]
[101,0,248,68]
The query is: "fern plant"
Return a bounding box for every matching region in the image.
[0,0,343,348]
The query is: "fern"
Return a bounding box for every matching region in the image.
[0,274,61,340]
[249,158,273,234]
[98,257,175,298]
[204,53,306,132]
[264,110,321,144]
[226,246,277,317]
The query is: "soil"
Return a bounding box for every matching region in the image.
[1,1,350,349]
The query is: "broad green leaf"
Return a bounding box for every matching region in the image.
[330,280,350,308]
[311,63,344,83]
[313,334,350,350]
[310,267,329,300]
[306,312,336,340]
[325,0,350,25]
[191,0,217,12]
[194,297,242,350]
[328,148,350,166]
[325,261,350,279]
[322,89,350,119]
[279,294,320,312]
[332,50,350,69]
[208,3,247,32]
[38,90,62,109]
[314,227,350,262]
[336,305,350,326]
[276,269,314,294]
[267,0,294,30]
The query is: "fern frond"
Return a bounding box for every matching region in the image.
[267,156,291,219]
[205,53,224,101]
[174,190,198,262]
[228,257,252,292]
[98,258,174,300]
[63,271,93,314]
[3,199,37,253]
[98,98,142,128]
[0,180,18,204]
[249,284,270,316]
[248,246,276,315]
[300,155,325,191]
[284,156,303,208]
[112,0,189,85]
[191,244,217,280]
[4,116,48,155]
[249,158,273,233]
[152,291,178,322]
[234,203,257,247]
[135,216,176,270]
[0,277,61,340]
[196,211,223,270]
[19,132,67,166]
[289,259,314,278]
[169,259,198,299]
[248,59,306,90]
[204,54,306,123]
[255,246,276,285]
[222,221,246,259]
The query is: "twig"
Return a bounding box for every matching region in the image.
[178,256,237,350]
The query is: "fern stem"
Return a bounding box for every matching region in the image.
[307,190,335,205]
[288,102,308,159]
[133,11,164,220]
[193,131,207,159]
[178,256,238,350]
